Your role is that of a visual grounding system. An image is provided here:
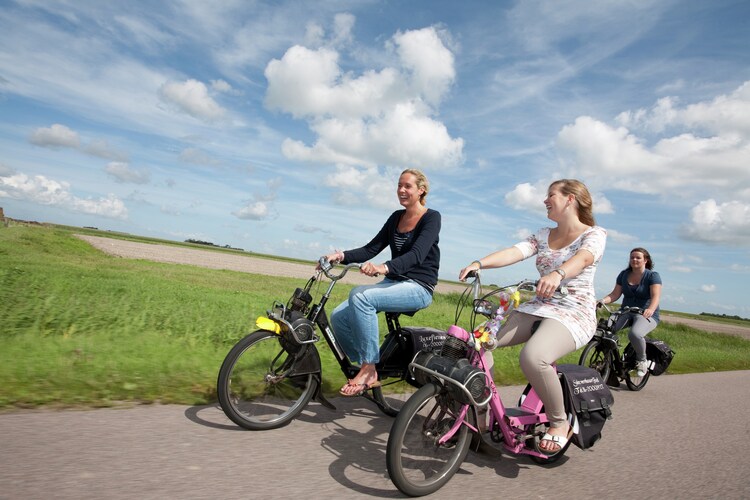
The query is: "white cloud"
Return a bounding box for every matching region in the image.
[558,81,750,201]
[682,199,750,245]
[29,124,80,149]
[105,162,151,184]
[390,27,456,106]
[505,182,542,211]
[701,284,717,293]
[0,172,127,218]
[232,178,282,221]
[233,201,269,220]
[606,228,637,243]
[324,165,397,209]
[159,79,226,121]
[264,25,464,196]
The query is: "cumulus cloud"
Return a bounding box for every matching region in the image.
[29,124,80,149]
[233,201,269,220]
[323,165,397,209]
[159,79,226,121]
[558,81,750,200]
[232,177,282,221]
[682,199,750,245]
[105,162,151,184]
[554,81,750,246]
[0,172,127,218]
[701,284,717,293]
[264,23,463,208]
[29,124,127,161]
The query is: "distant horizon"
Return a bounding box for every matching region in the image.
[5,205,749,322]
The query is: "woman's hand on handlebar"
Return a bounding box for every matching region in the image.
[536,272,563,299]
[360,261,387,277]
[458,261,481,281]
[317,250,345,270]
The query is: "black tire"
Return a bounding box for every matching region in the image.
[217,330,318,430]
[623,343,651,391]
[372,377,420,417]
[386,383,471,497]
[579,341,612,383]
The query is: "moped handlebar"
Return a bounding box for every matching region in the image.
[318,257,362,281]
[597,303,651,322]
[463,273,568,320]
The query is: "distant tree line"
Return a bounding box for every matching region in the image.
[185,239,245,252]
[699,312,750,322]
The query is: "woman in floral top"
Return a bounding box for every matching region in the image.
[459,179,607,455]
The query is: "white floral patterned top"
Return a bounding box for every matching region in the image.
[513,225,607,348]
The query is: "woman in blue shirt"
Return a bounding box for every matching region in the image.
[598,247,663,376]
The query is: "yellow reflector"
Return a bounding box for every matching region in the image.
[256,316,281,333]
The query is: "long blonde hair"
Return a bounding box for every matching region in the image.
[401,168,430,206]
[550,179,595,226]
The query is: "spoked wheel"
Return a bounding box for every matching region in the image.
[386,383,472,497]
[623,343,651,391]
[578,341,612,383]
[217,330,318,430]
[372,377,420,417]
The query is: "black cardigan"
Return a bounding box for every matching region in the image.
[342,208,441,292]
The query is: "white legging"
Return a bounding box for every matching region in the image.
[488,311,576,428]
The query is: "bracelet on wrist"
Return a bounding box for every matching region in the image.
[472,259,483,269]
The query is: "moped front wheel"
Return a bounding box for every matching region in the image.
[579,341,612,383]
[217,330,318,430]
[386,382,471,497]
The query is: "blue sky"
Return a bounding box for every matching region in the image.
[1,0,749,316]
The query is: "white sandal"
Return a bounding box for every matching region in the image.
[540,428,572,455]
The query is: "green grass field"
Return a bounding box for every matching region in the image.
[2,223,749,409]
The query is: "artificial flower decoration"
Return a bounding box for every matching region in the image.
[472,289,519,350]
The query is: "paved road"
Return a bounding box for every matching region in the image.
[2,370,748,499]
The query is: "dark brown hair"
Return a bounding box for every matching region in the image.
[630,247,654,270]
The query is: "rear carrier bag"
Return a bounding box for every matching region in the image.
[557,364,614,449]
[378,326,446,374]
[646,339,675,376]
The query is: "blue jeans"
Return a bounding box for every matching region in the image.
[330,278,433,364]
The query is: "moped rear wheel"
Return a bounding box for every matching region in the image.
[579,341,612,383]
[386,382,471,497]
[217,330,318,430]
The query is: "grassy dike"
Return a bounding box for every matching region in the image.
[2,223,749,409]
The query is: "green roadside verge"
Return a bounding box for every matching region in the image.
[2,223,749,409]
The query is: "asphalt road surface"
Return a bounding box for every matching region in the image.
[1,370,749,499]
